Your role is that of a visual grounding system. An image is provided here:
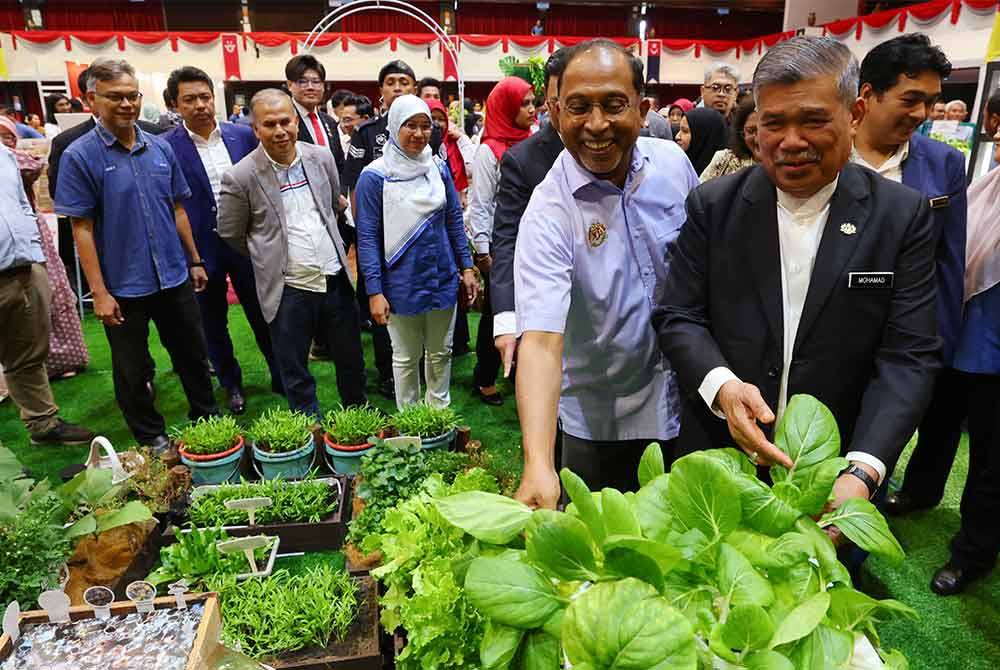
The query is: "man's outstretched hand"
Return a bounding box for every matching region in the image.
[715,380,794,469]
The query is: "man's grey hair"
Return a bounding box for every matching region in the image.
[250,88,293,116]
[86,58,136,92]
[752,36,859,108]
[946,99,967,111]
[704,63,740,84]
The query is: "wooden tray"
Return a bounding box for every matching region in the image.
[265,576,381,670]
[0,592,221,670]
[161,476,350,553]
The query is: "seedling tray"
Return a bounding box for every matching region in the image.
[161,476,349,553]
[264,576,381,670]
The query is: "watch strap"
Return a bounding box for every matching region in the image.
[841,464,878,499]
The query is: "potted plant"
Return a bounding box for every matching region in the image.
[172,416,245,485]
[392,403,460,450]
[248,408,315,480]
[321,404,390,475]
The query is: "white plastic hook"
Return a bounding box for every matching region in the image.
[85,436,133,485]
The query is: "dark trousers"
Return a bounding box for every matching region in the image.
[454,295,471,354]
[268,273,366,418]
[474,270,501,389]
[354,267,393,380]
[899,369,965,506]
[104,281,218,443]
[561,432,676,493]
[196,252,280,393]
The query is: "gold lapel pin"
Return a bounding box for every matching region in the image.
[840,222,857,236]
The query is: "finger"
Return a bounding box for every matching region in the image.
[502,345,514,378]
[746,386,775,424]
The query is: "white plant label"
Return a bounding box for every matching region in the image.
[38,589,71,623]
[217,535,270,574]
[224,497,273,526]
[3,601,20,643]
[168,579,190,610]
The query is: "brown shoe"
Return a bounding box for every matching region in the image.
[30,419,96,445]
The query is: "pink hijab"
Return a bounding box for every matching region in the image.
[964,145,1000,302]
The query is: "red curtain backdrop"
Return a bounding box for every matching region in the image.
[458,3,538,35]
[340,3,439,33]
[545,6,627,36]
[649,8,782,40]
[44,0,165,31]
[0,0,22,31]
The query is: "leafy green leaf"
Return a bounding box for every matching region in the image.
[720,605,774,653]
[791,457,849,517]
[770,591,830,648]
[465,557,563,629]
[745,650,795,670]
[95,500,153,534]
[0,445,22,481]
[64,514,97,539]
[826,587,916,632]
[603,535,682,576]
[560,469,605,544]
[880,648,910,669]
[563,578,696,670]
[637,443,665,488]
[770,394,840,483]
[601,488,641,537]
[480,620,523,669]
[540,608,564,639]
[668,453,742,541]
[525,514,598,582]
[634,474,673,543]
[718,543,774,608]
[782,624,853,670]
[819,497,904,563]
[794,517,852,587]
[518,629,560,670]
[435,491,533,545]
[736,474,803,536]
[603,543,664,592]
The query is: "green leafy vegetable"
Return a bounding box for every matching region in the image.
[321,404,389,446]
[392,402,461,439]
[248,407,313,454]
[171,415,243,455]
[464,557,563,629]
[434,491,532,545]
[819,497,905,563]
[147,526,273,591]
[188,475,337,527]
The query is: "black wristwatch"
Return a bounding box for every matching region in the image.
[189,260,206,269]
[840,464,878,499]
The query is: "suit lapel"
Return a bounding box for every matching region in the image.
[793,165,872,351]
[900,136,924,193]
[296,110,315,144]
[252,148,287,230]
[300,147,349,266]
[177,129,213,199]
[742,168,784,353]
[219,123,244,164]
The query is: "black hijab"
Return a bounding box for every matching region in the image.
[684,107,729,175]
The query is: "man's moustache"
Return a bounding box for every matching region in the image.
[775,149,822,165]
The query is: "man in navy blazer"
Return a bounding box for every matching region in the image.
[850,35,968,519]
[163,66,281,413]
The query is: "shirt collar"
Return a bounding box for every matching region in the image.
[94,120,147,152]
[263,142,301,170]
[564,140,648,196]
[850,140,909,173]
[776,175,839,219]
[184,120,221,145]
[292,98,318,121]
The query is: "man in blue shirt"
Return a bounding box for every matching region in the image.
[513,40,698,508]
[0,105,43,139]
[0,147,95,445]
[55,58,219,452]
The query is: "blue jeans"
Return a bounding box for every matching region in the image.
[267,273,366,418]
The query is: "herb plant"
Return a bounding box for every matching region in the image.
[249,408,313,454]
[209,565,359,658]
[120,447,192,514]
[58,467,153,539]
[0,495,72,607]
[171,415,243,456]
[427,394,913,669]
[147,526,273,591]
[188,475,337,527]
[392,403,460,439]
[322,404,389,446]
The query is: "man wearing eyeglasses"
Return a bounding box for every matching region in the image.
[700,64,740,121]
[55,58,220,452]
[512,39,698,508]
[286,55,345,179]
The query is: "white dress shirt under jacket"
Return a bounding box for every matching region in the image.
[185,122,233,202]
[851,140,909,184]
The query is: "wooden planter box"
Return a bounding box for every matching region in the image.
[0,592,221,669]
[161,476,350,553]
[110,524,163,600]
[264,576,381,670]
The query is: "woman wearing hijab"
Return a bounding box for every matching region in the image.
[699,97,760,182]
[675,107,728,176]
[467,77,535,406]
[924,124,1000,595]
[356,95,478,410]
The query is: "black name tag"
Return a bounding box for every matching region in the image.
[848,272,894,289]
[929,196,950,209]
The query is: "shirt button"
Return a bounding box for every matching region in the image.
[791,263,801,274]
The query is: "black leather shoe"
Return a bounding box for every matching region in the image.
[146,434,172,455]
[931,564,985,596]
[377,377,396,400]
[227,389,247,415]
[271,379,286,397]
[884,492,934,516]
[477,388,504,406]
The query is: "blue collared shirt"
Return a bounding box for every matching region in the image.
[15,121,42,139]
[515,137,698,442]
[55,123,192,297]
[0,148,44,272]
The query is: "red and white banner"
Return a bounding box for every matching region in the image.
[221,34,241,81]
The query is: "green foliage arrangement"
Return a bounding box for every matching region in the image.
[188,475,338,527]
[321,404,389,447]
[171,415,243,456]
[209,565,359,659]
[249,408,313,454]
[348,440,468,545]
[392,403,460,439]
[497,55,547,95]
[58,467,153,539]
[0,495,72,607]
[147,526,273,591]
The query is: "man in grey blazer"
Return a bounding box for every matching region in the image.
[217,89,366,418]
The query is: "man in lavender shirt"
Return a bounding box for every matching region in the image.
[512,39,698,509]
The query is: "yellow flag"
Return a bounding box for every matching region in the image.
[0,42,8,80]
[989,6,1000,62]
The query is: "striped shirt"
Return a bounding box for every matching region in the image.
[267,146,342,292]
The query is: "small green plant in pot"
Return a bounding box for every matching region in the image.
[392,403,460,449]
[249,408,315,480]
[321,404,389,475]
[173,416,245,485]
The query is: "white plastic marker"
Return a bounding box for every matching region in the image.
[83,586,114,620]
[38,590,71,623]
[3,601,20,643]
[168,580,190,610]
[224,497,273,527]
[217,535,271,575]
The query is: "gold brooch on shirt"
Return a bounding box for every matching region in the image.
[840,222,857,236]
[587,220,608,248]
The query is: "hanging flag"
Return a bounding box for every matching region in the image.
[222,34,242,81]
[988,6,1000,61]
[66,61,89,99]
[647,39,662,84]
[442,36,459,82]
[0,41,7,80]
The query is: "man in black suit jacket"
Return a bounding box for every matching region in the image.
[285,55,345,176]
[654,36,940,524]
[490,49,567,377]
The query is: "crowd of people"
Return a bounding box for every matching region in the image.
[1,31,999,596]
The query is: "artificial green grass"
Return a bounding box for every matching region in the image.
[1,308,998,667]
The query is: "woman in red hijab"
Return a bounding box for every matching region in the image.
[426,98,472,193]
[467,77,535,406]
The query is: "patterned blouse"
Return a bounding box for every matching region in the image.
[699,149,756,183]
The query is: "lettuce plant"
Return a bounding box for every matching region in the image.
[434,394,914,670]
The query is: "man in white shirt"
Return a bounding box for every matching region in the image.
[655,36,940,538]
[163,66,281,414]
[218,89,366,418]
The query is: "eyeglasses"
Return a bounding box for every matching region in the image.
[563,98,631,120]
[96,91,143,105]
[705,83,737,95]
[295,78,325,89]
